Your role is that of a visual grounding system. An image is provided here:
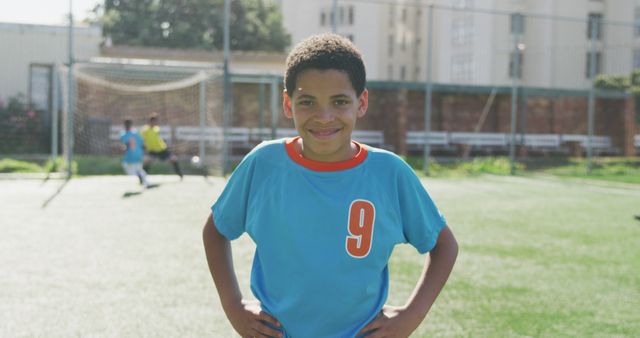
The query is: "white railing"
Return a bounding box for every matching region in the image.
[110,125,172,145]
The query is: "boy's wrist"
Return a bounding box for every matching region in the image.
[402,302,430,322]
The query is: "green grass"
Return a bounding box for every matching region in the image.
[0,156,195,176]
[403,156,640,184]
[538,157,640,184]
[404,156,525,177]
[2,175,638,337]
[0,158,44,173]
[3,155,639,184]
[388,175,640,337]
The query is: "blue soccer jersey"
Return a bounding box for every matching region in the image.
[212,137,446,338]
[120,130,144,164]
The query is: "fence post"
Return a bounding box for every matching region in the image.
[509,33,522,175]
[198,78,206,163]
[66,0,75,179]
[423,4,434,176]
[51,64,59,162]
[587,15,599,174]
[222,0,231,175]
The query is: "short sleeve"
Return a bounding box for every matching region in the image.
[396,162,446,254]
[211,154,256,240]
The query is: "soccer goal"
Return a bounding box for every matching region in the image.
[58,59,225,175]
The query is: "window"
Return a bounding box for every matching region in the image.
[29,64,53,111]
[348,6,354,25]
[388,35,394,56]
[509,51,524,79]
[388,65,394,80]
[587,13,603,40]
[511,13,525,35]
[401,34,406,51]
[452,54,474,81]
[346,34,354,42]
[414,67,421,81]
[452,17,474,45]
[634,49,640,69]
[340,7,345,25]
[320,12,326,26]
[400,66,406,81]
[585,51,602,78]
[402,8,407,23]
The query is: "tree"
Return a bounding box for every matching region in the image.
[92,0,290,52]
[594,70,640,124]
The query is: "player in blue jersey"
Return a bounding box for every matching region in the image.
[203,33,458,338]
[120,118,150,188]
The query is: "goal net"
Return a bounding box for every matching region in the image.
[58,60,225,175]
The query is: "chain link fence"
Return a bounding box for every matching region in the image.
[1,1,638,175]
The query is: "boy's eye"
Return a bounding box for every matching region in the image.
[334,99,350,106]
[297,100,314,106]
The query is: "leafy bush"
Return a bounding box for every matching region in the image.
[0,158,44,173]
[0,94,48,154]
[404,156,524,177]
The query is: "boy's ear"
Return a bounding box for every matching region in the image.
[282,91,293,119]
[357,89,369,118]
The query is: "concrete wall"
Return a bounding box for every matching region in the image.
[0,22,102,103]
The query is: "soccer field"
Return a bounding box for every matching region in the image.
[1,174,638,337]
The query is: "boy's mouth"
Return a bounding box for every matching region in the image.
[308,127,342,139]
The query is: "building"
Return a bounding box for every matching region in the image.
[0,22,102,110]
[279,0,639,89]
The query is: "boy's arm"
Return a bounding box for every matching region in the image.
[202,214,282,338]
[358,225,458,338]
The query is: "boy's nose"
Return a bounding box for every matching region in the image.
[315,106,335,122]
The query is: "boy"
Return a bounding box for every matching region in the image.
[203,33,458,337]
[140,112,183,179]
[120,118,150,188]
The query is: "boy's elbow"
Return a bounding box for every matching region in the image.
[437,225,459,259]
[202,214,215,243]
[203,213,226,245]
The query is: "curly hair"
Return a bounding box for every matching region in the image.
[284,33,366,97]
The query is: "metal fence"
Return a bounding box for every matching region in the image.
[1,0,639,176]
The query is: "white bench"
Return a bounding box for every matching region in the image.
[561,134,588,146]
[352,130,385,147]
[406,131,450,147]
[523,134,562,149]
[449,132,508,147]
[110,125,172,145]
[249,127,298,141]
[174,126,250,146]
[562,134,612,149]
[248,128,385,147]
[561,134,617,154]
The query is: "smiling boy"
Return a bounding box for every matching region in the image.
[203,33,458,338]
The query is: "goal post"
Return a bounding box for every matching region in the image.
[58,60,225,176]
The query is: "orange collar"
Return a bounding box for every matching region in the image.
[285,136,368,172]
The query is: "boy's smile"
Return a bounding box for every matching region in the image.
[283,69,368,163]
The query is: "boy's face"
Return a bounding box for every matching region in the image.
[283,69,368,162]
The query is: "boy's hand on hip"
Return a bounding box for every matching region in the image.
[357,305,422,338]
[227,299,283,338]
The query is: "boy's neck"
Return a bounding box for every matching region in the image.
[285,136,368,172]
[293,137,359,162]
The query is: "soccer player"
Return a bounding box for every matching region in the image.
[140,112,183,179]
[120,118,150,188]
[202,33,458,337]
